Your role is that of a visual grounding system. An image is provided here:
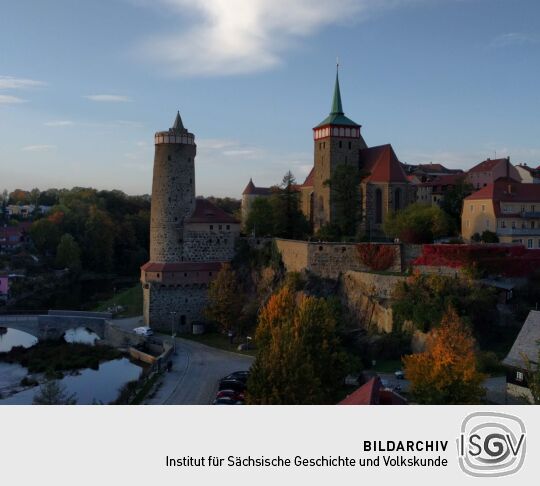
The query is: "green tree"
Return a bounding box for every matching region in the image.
[324,163,361,237]
[33,380,77,405]
[440,180,473,229]
[403,307,486,404]
[392,273,498,336]
[480,230,499,243]
[204,263,244,333]
[384,203,451,243]
[245,197,274,236]
[55,233,81,271]
[247,287,348,404]
[83,206,115,272]
[270,171,310,239]
[30,218,62,254]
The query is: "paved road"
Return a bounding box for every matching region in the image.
[147,337,254,405]
[112,316,254,405]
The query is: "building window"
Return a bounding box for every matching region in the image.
[168,155,171,161]
[470,205,474,212]
[466,220,470,228]
[528,239,533,249]
[512,221,516,229]
[531,221,535,229]
[226,225,230,230]
[348,141,352,149]
[210,225,213,230]
[481,205,485,212]
[219,225,222,230]
[375,188,383,224]
[339,141,342,149]
[394,188,401,212]
[500,220,506,228]
[516,371,524,382]
[209,272,212,276]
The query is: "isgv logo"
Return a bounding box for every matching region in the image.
[457,412,526,477]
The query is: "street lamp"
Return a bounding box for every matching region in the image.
[170,311,177,355]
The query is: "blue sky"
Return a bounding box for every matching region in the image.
[0,0,539,197]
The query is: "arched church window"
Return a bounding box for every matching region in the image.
[375,188,383,224]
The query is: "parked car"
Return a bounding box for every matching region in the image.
[218,379,246,393]
[133,326,153,337]
[220,371,250,385]
[394,370,405,380]
[213,396,244,405]
[216,389,245,401]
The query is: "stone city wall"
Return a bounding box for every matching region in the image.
[275,239,402,279]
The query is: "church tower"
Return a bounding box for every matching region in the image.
[312,67,367,230]
[149,111,196,262]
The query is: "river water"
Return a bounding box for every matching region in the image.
[0,358,142,404]
[0,327,143,405]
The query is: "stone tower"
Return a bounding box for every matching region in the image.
[312,67,367,230]
[150,111,196,262]
[141,111,241,331]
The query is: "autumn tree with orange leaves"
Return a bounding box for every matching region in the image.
[403,307,486,404]
[246,286,348,404]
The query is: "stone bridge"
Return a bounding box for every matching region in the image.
[0,311,112,341]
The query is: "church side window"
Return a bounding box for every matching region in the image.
[375,188,383,224]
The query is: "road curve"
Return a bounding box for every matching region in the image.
[147,337,254,405]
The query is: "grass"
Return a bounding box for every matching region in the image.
[178,332,257,357]
[371,359,403,373]
[94,284,143,317]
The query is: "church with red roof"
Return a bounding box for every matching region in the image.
[300,68,415,236]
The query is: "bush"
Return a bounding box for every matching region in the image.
[480,230,499,243]
[356,244,396,271]
[371,332,412,360]
[476,351,504,375]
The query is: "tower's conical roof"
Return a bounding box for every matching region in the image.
[172,110,184,130]
[315,65,359,128]
[331,71,344,115]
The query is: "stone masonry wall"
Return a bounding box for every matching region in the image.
[275,239,402,279]
[183,223,240,262]
[144,283,208,332]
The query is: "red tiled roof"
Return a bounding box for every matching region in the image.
[186,199,239,224]
[360,144,409,183]
[465,177,540,203]
[141,261,223,272]
[468,158,509,174]
[339,377,381,405]
[338,377,407,405]
[242,178,273,196]
[301,168,315,188]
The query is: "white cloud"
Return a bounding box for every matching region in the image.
[0,94,27,104]
[490,32,540,48]
[44,120,74,127]
[135,0,433,76]
[85,94,132,102]
[0,76,45,90]
[21,144,57,152]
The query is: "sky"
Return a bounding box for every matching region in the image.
[0,0,539,198]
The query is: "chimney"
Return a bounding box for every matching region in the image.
[506,157,510,179]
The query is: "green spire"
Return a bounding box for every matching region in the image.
[331,66,344,115]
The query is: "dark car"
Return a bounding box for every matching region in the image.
[218,379,246,393]
[213,396,244,405]
[216,389,245,401]
[220,371,250,385]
